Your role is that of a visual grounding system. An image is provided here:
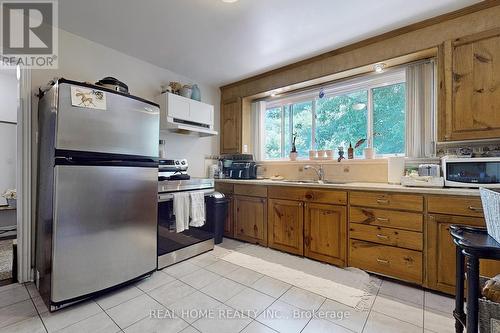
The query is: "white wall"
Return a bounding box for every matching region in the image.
[31,29,220,177]
[0,69,18,205]
[0,71,18,123]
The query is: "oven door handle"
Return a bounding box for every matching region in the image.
[158,189,215,202]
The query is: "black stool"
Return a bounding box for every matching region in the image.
[450,225,500,333]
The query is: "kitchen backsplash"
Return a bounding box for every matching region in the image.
[257,160,388,183]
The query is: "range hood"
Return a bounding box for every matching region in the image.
[160,92,218,136]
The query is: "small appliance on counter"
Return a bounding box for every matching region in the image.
[442,156,500,188]
[401,163,444,188]
[219,154,258,179]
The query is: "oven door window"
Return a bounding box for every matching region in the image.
[157,198,214,256]
[447,162,500,184]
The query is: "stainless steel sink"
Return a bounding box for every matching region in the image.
[322,180,349,184]
[281,179,350,185]
[281,179,319,184]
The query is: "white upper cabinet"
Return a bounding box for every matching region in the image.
[159,92,217,136]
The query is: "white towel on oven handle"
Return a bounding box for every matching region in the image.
[173,192,190,232]
[189,191,206,227]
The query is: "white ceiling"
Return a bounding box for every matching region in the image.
[59,0,482,86]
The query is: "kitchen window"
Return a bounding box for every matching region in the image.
[258,61,435,160]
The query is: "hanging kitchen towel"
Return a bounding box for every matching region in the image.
[189,191,206,227]
[173,192,190,232]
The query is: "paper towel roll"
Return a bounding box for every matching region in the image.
[388,157,405,184]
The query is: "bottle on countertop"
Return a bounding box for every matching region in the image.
[348,142,354,159]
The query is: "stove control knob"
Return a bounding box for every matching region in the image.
[175,160,180,165]
[181,160,186,165]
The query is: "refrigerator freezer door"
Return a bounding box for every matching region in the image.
[51,165,157,303]
[55,83,159,157]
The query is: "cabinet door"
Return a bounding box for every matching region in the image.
[224,195,235,238]
[440,29,500,141]
[426,214,500,294]
[234,195,267,245]
[220,98,242,154]
[167,93,190,121]
[215,183,234,238]
[267,199,304,255]
[305,203,346,266]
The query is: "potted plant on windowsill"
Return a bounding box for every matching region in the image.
[290,133,298,161]
[2,189,16,208]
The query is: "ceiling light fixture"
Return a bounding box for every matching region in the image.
[374,63,386,73]
[222,0,239,3]
[270,91,278,97]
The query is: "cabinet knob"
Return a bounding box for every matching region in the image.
[376,217,389,223]
[376,234,389,240]
[305,194,313,200]
[376,198,389,205]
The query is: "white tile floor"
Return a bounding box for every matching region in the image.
[0,238,456,333]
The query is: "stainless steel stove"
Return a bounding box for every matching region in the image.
[157,159,215,269]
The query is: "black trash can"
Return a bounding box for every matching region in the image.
[206,192,229,244]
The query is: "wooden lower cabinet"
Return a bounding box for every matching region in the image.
[350,239,423,284]
[234,195,267,245]
[268,199,304,255]
[304,203,347,266]
[215,183,235,238]
[426,214,500,294]
[224,195,235,238]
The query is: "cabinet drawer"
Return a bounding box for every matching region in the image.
[349,240,422,284]
[268,186,347,205]
[427,196,484,217]
[349,207,423,232]
[215,182,234,194]
[349,223,422,251]
[350,191,423,212]
[234,184,267,198]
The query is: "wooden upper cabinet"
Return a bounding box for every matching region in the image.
[234,195,267,245]
[304,203,346,267]
[220,97,242,154]
[440,28,500,141]
[267,199,304,256]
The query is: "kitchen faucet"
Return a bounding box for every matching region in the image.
[304,164,325,182]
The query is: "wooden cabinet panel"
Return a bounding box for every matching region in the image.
[268,186,347,205]
[305,203,346,266]
[215,182,234,195]
[268,199,304,255]
[234,184,267,198]
[220,98,242,154]
[426,214,500,294]
[350,191,423,212]
[215,183,235,238]
[441,28,500,141]
[224,195,235,238]
[234,195,267,245]
[350,239,423,284]
[349,223,423,251]
[427,195,484,217]
[349,207,423,232]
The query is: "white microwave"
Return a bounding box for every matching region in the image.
[442,157,500,188]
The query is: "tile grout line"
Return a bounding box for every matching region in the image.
[96,300,122,332]
[360,277,382,333]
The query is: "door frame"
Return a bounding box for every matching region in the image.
[16,66,32,282]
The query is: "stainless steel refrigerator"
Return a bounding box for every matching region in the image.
[36,79,159,310]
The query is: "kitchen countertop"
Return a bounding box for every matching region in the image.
[215,178,481,196]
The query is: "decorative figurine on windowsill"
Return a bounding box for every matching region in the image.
[290,133,298,161]
[337,146,345,162]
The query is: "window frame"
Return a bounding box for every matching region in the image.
[262,69,406,161]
